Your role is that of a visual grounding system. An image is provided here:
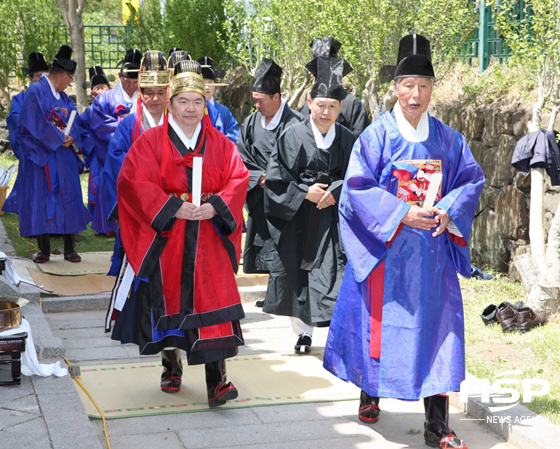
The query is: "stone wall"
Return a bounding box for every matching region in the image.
[431,102,560,274]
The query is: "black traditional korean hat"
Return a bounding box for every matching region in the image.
[198,56,215,80]
[305,56,352,101]
[27,52,49,75]
[88,66,110,89]
[252,58,282,95]
[379,34,435,83]
[138,51,168,88]
[52,45,76,74]
[197,56,229,87]
[167,50,191,75]
[168,47,183,57]
[170,59,206,98]
[310,37,342,58]
[119,48,142,79]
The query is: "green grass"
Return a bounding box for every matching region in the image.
[462,274,560,425]
[0,152,114,258]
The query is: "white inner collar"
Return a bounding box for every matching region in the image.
[209,97,215,105]
[394,101,429,142]
[310,118,336,149]
[144,108,164,129]
[261,99,286,130]
[169,115,202,151]
[121,85,138,113]
[44,75,60,100]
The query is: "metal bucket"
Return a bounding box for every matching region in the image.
[0,297,29,332]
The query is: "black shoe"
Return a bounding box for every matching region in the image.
[295,333,312,353]
[480,304,498,326]
[208,381,238,408]
[255,299,264,308]
[161,349,182,393]
[424,395,468,448]
[358,390,380,423]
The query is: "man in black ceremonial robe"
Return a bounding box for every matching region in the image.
[301,37,370,137]
[237,58,303,306]
[263,56,356,353]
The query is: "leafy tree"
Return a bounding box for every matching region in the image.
[56,0,88,109]
[227,0,476,115]
[122,0,166,51]
[494,0,560,307]
[164,0,230,64]
[0,0,63,110]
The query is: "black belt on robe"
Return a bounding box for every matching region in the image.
[299,169,338,271]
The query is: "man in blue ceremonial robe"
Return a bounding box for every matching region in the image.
[79,66,110,218]
[103,51,168,276]
[89,48,142,235]
[3,52,49,214]
[17,46,90,263]
[198,56,239,143]
[323,35,484,449]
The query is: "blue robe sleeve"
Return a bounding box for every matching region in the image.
[17,83,81,168]
[214,102,239,143]
[78,108,95,164]
[104,114,135,221]
[7,93,24,158]
[339,125,411,283]
[431,122,485,276]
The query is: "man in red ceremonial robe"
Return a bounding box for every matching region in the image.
[115,59,249,407]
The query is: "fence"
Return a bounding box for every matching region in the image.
[37,2,533,73]
[459,0,531,72]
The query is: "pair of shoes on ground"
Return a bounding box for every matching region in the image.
[359,392,468,448]
[255,299,265,308]
[33,251,82,263]
[481,301,547,333]
[294,333,312,354]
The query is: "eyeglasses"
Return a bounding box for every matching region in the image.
[64,72,74,82]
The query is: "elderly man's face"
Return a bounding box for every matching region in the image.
[142,87,167,116]
[91,84,110,98]
[252,92,281,120]
[394,77,433,125]
[169,91,206,133]
[307,97,342,134]
[119,73,139,97]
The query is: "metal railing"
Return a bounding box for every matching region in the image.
[459,0,531,72]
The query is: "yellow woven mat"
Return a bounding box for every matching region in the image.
[74,351,359,419]
[36,251,113,275]
[28,268,115,296]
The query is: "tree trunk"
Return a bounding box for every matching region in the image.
[0,85,11,111]
[529,167,547,277]
[545,200,560,285]
[68,24,87,111]
[361,77,380,122]
[288,73,311,110]
[56,0,87,111]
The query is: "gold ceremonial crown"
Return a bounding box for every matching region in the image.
[138,51,168,88]
[170,60,206,98]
